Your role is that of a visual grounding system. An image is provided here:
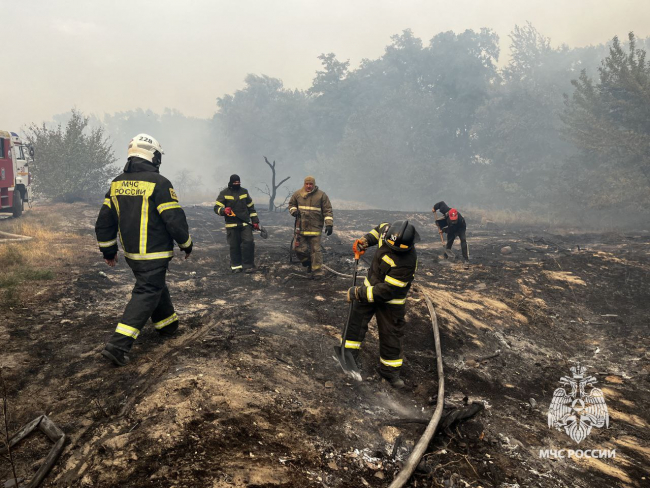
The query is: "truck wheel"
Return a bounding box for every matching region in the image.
[12,192,23,218]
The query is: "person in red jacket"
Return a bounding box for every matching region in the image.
[433,201,469,264]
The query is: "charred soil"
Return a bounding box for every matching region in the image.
[1,204,648,487]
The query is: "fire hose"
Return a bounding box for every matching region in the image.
[329,262,446,485]
[0,230,33,243]
[388,288,445,488]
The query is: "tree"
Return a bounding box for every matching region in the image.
[562,32,650,208]
[309,53,350,96]
[503,21,553,83]
[172,169,203,202]
[215,75,315,176]
[469,23,614,209]
[257,156,290,211]
[103,108,215,183]
[26,109,117,202]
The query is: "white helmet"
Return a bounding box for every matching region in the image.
[127,134,164,165]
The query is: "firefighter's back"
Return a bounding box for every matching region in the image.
[113,171,164,244]
[110,166,181,262]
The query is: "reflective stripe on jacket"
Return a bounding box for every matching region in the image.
[95,158,192,269]
[288,186,333,235]
[357,222,417,306]
[214,186,259,228]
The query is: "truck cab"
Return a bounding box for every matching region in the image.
[0,130,33,217]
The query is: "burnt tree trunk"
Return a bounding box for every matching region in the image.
[264,156,290,211]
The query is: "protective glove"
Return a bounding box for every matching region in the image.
[103,253,118,267]
[183,243,193,259]
[347,286,360,302]
[292,209,301,218]
[103,251,117,261]
[253,223,260,230]
[224,207,233,216]
[353,238,367,256]
[355,237,369,251]
[326,225,333,236]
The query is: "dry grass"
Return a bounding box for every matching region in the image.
[463,206,560,228]
[0,208,76,307]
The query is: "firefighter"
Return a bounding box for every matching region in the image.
[288,176,333,278]
[344,220,419,389]
[433,201,469,264]
[95,134,192,367]
[214,175,260,273]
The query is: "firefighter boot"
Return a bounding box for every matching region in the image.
[301,259,312,272]
[157,322,179,338]
[101,343,130,367]
[379,369,405,389]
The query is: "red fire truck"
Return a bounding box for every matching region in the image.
[0,130,33,218]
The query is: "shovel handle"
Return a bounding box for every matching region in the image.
[352,240,365,260]
[433,210,446,245]
[339,257,359,354]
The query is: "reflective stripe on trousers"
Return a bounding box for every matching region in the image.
[295,234,322,270]
[108,265,178,352]
[227,226,255,269]
[343,301,406,372]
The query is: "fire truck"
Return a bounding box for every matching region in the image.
[0,131,33,218]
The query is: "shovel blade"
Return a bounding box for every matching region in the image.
[259,226,269,239]
[332,345,362,382]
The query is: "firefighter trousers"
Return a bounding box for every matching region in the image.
[446,228,469,260]
[227,225,255,270]
[108,265,178,352]
[295,234,322,271]
[343,301,406,375]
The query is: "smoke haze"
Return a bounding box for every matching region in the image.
[4,1,649,128]
[4,1,650,227]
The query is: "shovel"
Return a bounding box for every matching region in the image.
[230,211,269,239]
[332,243,364,382]
[289,214,301,263]
[433,209,455,260]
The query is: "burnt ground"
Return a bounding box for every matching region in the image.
[1,203,649,488]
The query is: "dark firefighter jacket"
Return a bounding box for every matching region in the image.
[288,186,333,236]
[214,186,259,228]
[357,223,417,306]
[95,157,192,271]
[433,201,466,233]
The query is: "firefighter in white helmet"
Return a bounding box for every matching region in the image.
[95,134,193,366]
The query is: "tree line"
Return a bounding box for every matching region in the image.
[26,24,650,226]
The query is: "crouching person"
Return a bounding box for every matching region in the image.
[95,134,192,366]
[345,221,419,388]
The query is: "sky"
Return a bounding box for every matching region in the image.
[2,0,649,130]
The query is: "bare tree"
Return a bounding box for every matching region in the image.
[259,156,290,211]
[1,368,19,488]
[274,188,293,212]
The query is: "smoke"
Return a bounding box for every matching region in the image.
[24,24,650,229]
